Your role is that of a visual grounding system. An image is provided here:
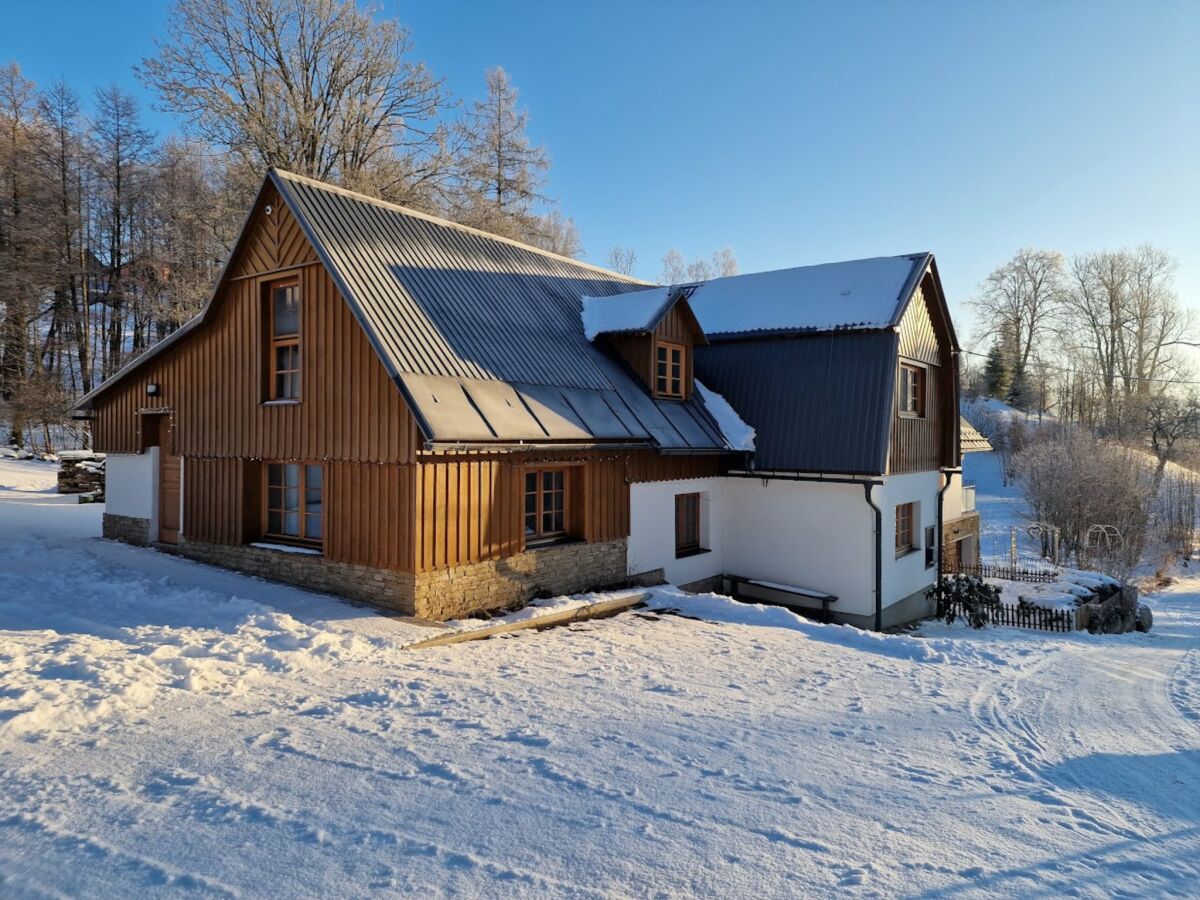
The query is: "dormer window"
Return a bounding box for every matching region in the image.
[655,340,686,399]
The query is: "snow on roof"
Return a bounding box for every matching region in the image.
[695,380,756,451]
[686,255,923,336]
[581,255,925,341]
[581,287,672,340]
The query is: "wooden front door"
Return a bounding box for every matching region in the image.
[157,422,181,544]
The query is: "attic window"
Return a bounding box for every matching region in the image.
[899,363,925,418]
[268,279,301,400]
[655,340,686,399]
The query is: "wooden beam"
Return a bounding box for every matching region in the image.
[404,592,647,650]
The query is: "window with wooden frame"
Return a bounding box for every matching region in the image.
[265,462,323,546]
[675,492,702,557]
[655,340,686,399]
[524,467,569,543]
[267,279,301,400]
[898,362,926,418]
[896,502,915,555]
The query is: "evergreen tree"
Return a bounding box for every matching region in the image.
[1007,359,1029,410]
[983,340,1012,398]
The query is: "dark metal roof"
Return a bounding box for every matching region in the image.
[272,170,733,451]
[694,331,899,475]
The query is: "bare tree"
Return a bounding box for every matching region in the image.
[970,248,1065,372]
[605,246,637,277]
[1144,392,1200,488]
[660,247,738,284]
[660,248,687,284]
[90,84,154,374]
[140,0,452,209]
[1063,247,1191,433]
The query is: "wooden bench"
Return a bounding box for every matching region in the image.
[724,575,839,623]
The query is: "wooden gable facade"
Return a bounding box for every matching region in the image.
[86,181,719,586]
[887,267,959,475]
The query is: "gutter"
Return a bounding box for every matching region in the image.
[726,469,882,485]
[862,483,883,632]
[423,440,655,453]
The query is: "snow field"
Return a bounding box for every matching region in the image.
[1,459,1199,897]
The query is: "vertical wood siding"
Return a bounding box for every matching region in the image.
[412,450,721,572]
[889,277,957,474]
[91,259,420,464]
[327,462,415,570]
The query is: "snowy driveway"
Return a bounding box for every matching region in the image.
[1,469,1199,897]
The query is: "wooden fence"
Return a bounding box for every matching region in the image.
[938,597,1077,632]
[942,561,1058,584]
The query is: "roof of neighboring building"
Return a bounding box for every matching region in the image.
[583,254,932,340]
[694,331,900,475]
[959,416,993,454]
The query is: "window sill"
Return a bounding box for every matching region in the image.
[675,546,711,560]
[525,536,581,551]
[898,412,925,420]
[895,547,921,561]
[250,541,323,556]
[262,399,301,407]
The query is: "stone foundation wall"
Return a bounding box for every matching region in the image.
[942,512,981,569]
[103,521,632,622]
[102,513,150,547]
[176,539,416,615]
[413,539,629,620]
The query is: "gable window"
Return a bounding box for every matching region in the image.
[266,462,323,546]
[896,502,916,555]
[899,362,925,417]
[525,467,568,542]
[675,492,702,557]
[655,340,686,399]
[268,279,301,400]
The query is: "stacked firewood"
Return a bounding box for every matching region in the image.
[57,451,106,501]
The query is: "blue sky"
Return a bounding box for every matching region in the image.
[3,0,1197,343]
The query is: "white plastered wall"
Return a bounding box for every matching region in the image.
[627,471,944,620]
[875,470,941,606]
[105,450,160,541]
[628,477,726,586]
[942,471,963,522]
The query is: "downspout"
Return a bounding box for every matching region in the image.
[862,483,883,632]
[936,469,959,575]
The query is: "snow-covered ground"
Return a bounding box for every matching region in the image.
[2,461,1200,897]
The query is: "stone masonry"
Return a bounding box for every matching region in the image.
[413,539,630,620]
[102,521,631,621]
[175,538,417,614]
[102,513,150,547]
[942,511,981,569]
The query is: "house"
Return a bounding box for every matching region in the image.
[76,169,966,629]
[941,417,992,570]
